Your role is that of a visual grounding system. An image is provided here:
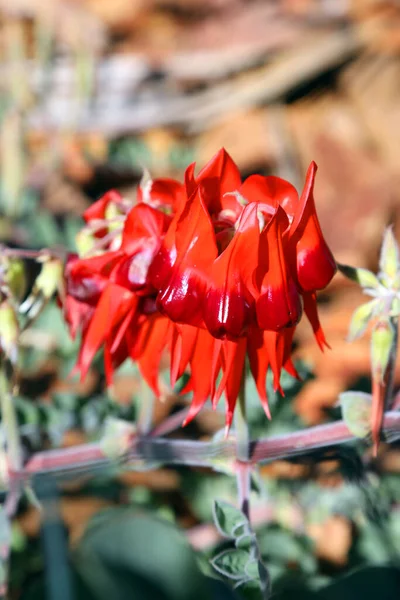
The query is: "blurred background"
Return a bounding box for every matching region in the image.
[1,1,400,599]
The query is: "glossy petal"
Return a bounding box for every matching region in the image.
[66,251,123,304]
[204,203,259,339]
[121,203,169,255]
[289,162,336,291]
[138,177,186,213]
[187,149,242,216]
[255,206,302,331]
[240,174,297,218]
[153,187,218,325]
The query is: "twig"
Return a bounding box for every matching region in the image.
[0,246,67,261]
[12,411,400,483]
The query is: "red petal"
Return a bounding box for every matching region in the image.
[138,177,186,213]
[64,295,92,339]
[83,190,123,223]
[170,324,198,387]
[303,291,329,350]
[153,187,217,325]
[221,338,247,431]
[130,314,172,396]
[77,283,135,380]
[247,328,272,419]
[121,203,168,253]
[240,174,297,217]
[255,206,302,331]
[195,148,242,215]
[182,329,216,425]
[289,162,336,291]
[204,203,259,339]
[281,327,300,379]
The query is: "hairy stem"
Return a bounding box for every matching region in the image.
[15,411,400,482]
[235,377,251,519]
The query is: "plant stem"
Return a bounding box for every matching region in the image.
[385,316,398,410]
[0,246,66,261]
[0,364,22,515]
[235,377,249,462]
[16,411,400,481]
[136,380,155,436]
[235,376,251,519]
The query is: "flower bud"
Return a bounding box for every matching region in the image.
[0,301,19,363]
[371,319,395,383]
[379,226,400,283]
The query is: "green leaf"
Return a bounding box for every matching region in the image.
[211,548,252,581]
[213,500,248,539]
[339,391,372,438]
[73,507,213,600]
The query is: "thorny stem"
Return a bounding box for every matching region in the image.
[235,376,251,519]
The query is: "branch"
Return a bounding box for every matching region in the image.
[11,411,400,484]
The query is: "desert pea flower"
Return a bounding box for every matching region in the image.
[150,149,336,428]
[63,178,185,395]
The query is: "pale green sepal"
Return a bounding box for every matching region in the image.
[338,264,380,290]
[348,300,377,341]
[371,319,395,382]
[339,391,372,438]
[379,226,400,281]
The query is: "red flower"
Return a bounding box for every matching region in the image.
[64,178,183,395]
[64,149,336,431]
[149,149,336,427]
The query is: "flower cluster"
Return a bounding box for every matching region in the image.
[64,149,336,428]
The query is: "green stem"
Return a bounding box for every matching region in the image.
[0,364,22,515]
[0,366,22,471]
